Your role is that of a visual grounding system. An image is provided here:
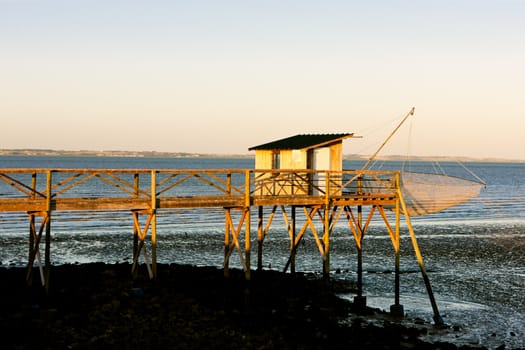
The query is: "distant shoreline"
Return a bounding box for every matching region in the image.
[0,149,254,159]
[0,148,523,163]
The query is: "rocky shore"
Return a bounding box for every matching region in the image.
[0,263,489,349]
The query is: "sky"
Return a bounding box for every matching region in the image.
[1,0,524,160]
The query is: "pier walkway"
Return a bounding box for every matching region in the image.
[0,167,442,322]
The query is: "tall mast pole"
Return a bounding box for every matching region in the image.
[361,107,415,170]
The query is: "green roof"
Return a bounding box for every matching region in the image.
[249,133,353,151]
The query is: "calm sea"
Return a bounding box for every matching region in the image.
[0,156,524,349]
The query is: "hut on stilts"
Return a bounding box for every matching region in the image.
[247,109,484,324]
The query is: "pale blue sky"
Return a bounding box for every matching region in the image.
[1,0,524,159]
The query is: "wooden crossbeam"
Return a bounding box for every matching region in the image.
[283,206,319,273]
[157,173,194,196]
[305,206,325,257]
[377,206,399,251]
[195,173,243,195]
[262,205,278,241]
[223,208,248,274]
[53,173,94,196]
[96,173,140,197]
[343,205,376,249]
[131,210,154,279]
[341,173,361,192]
[0,173,46,198]
[26,212,48,286]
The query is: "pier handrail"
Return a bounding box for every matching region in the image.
[251,169,398,197]
[0,168,399,212]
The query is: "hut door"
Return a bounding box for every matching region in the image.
[312,147,330,196]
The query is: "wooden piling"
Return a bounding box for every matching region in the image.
[397,187,443,324]
[151,170,157,278]
[257,206,263,271]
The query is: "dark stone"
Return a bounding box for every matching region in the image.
[0,263,486,349]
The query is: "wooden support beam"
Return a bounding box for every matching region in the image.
[133,174,139,259]
[279,205,298,273]
[0,173,46,198]
[377,205,403,315]
[131,210,154,279]
[323,172,331,279]
[223,208,248,277]
[344,202,378,305]
[397,187,443,325]
[306,207,324,257]
[224,208,230,278]
[395,179,401,307]
[257,206,263,271]
[283,206,319,273]
[151,170,157,279]
[244,170,251,280]
[44,170,52,290]
[256,205,278,271]
[343,206,361,248]
[26,212,48,287]
[377,206,397,248]
[291,206,296,273]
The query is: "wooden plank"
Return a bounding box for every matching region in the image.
[0,195,396,212]
[0,169,399,213]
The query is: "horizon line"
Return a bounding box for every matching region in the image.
[0,148,523,163]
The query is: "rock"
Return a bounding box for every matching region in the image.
[0,263,487,350]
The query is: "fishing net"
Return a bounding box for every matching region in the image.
[398,172,485,216]
[356,108,486,217]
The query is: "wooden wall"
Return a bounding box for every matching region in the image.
[253,142,343,196]
[330,143,343,171]
[254,143,342,171]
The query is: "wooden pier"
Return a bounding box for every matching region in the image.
[0,167,442,323]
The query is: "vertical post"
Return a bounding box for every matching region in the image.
[395,174,401,305]
[28,173,37,267]
[390,172,404,317]
[257,206,263,271]
[395,204,400,304]
[27,215,35,286]
[291,206,296,274]
[26,172,46,287]
[151,170,157,279]
[357,204,363,295]
[44,170,52,290]
[323,171,331,279]
[357,174,363,297]
[354,173,367,310]
[133,173,139,259]
[244,170,251,280]
[224,207,230,278]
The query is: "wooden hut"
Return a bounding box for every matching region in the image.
[249,133,355,196]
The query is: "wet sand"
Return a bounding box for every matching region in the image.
[0,263,486,349]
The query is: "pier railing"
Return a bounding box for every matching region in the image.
[252,169,397,197]
[0,168,399,212]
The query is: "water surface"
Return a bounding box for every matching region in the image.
[0,156,523,349]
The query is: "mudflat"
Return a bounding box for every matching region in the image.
[0,263,479,349]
